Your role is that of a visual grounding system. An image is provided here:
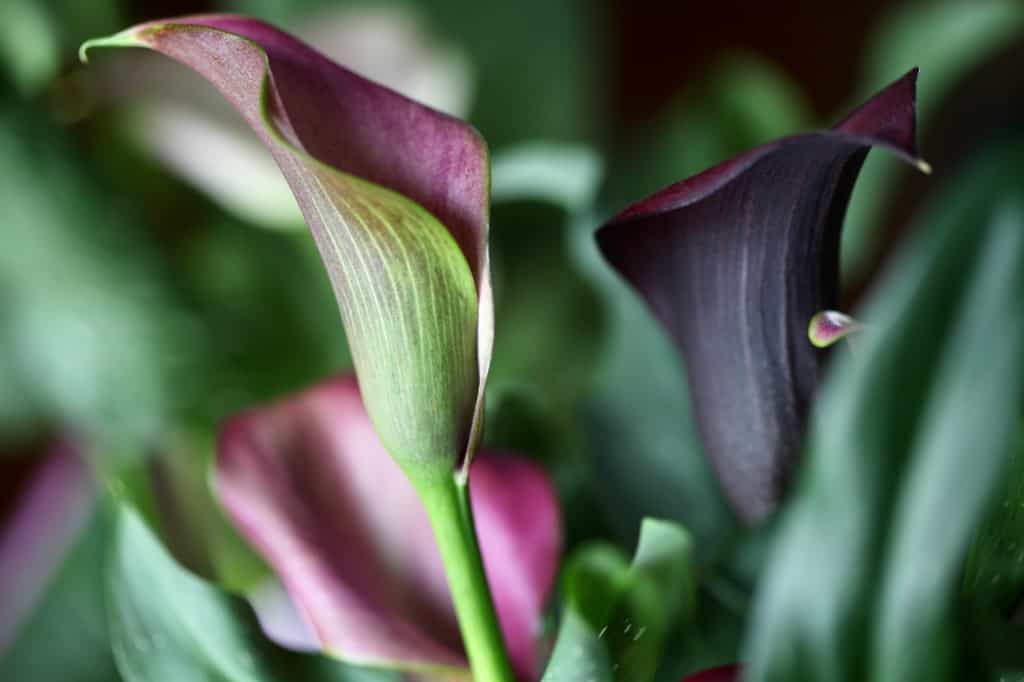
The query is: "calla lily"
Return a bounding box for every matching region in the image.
[82,15,492,482]
[216,374,561,679]
[598,70,926,523]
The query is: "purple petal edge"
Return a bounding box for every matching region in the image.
[597,70,923,523]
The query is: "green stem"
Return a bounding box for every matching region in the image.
[418,472,516,682]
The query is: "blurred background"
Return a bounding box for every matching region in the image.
[1,0,1022,679]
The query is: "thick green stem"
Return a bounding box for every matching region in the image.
[418,472,516,682]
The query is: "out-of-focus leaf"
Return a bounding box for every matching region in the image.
[147,433,270,594]
[744,140,1024,682]
[601,54,813,217]
[543,519,695,682]
[0,0,60,95]
[83,15,492,476]
[0,105,187,449]
[0,509,119,682]
[175,219,351,432]
[108,505,397,682]
[492,144,603,213]
[488,200,604,425]
[842,0,1024,277]
[964,429,1024,619]
[598,71,924,523]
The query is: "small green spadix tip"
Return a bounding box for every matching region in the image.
[79,30,146,64]
[915,158,933,175]
[808,310,863,349]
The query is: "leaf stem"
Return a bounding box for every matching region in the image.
[418,472,516,682]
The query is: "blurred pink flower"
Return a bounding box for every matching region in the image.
[216,375,561,679]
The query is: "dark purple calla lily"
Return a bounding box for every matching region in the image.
[216,375,561,679]
[598,70,926,523]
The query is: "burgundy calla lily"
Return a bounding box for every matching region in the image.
[597,70,926,523]
[216,375,561,679]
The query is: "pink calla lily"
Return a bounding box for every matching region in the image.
[216,375,561,679]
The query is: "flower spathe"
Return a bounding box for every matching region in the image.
[82,15,494,479]
[598,70,926,523]
[216,375,560,679]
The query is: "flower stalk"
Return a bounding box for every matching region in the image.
[418,472,516,682]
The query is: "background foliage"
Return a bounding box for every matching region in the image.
[1,1,1022,681]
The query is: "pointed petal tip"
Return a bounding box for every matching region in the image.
[79,29,149,63]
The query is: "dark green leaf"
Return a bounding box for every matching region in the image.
[842,0,1024,277]
[965,429,1024,619]
[744,140,1024,682]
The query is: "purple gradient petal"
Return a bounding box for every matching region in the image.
[215,375,560,676]
[598,70,924,523]
[0,440,94,653]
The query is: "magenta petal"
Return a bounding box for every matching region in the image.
[472,455,561,681]
[597,70,924,523]
[0,440,93,653]
[215,375,560,675]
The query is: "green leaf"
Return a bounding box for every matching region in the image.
[600,54,812,217]
[0,509,120,682]
[965,428,1024,619]
[744,139,1024,682]
[842,0,1024,278]
[107,504,397,682]
[0,103,187,450]
[491,143,603,213]
[543,518,696,682]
